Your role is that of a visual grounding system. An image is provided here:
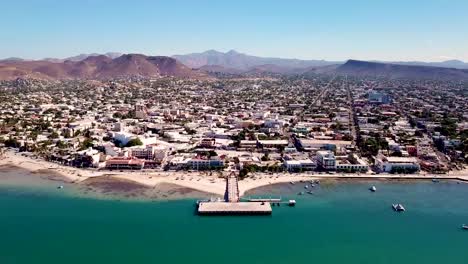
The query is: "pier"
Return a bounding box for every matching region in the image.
[247,198,282,202]
[198,172,273,215]
[225,173,240,202]
[198,201,272,215]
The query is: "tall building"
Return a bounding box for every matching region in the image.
[129,145,168,163]
[316,150,336,170]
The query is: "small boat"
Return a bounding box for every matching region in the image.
[304,185,309,189]
[432,179,440,183]
[298,191,305,195]
[311,184,316,188]
[392,204,405,212]
[306,190,314,195]
[288,200,296,206]
[370,186,377,192]
[290,181,295,185]
[57,185,64,189]
[462,224,468,230]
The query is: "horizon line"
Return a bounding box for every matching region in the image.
[1,50,466,64]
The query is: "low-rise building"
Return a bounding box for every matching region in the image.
[105,157,145,170]
[284,159,316,172]
[187,157,225,170]
[297,139,352,151]
[375,154,420,173]
[258,139,289,149]
[199,138,216,148]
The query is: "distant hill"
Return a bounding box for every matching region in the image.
[2,51,468,81]
[0,54,205,80]
[43,52,123,63]
[336,60,468,80]
[1,57,25,62]
[173,50,340,70]
[197,63,339,76]
[378,60,468,70]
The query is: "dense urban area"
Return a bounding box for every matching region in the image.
[0,75,467,178]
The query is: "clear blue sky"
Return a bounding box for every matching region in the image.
[2,0,467,61]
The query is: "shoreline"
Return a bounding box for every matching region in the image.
[1,151,468,200]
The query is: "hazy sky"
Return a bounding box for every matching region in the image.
[2,0,467,61]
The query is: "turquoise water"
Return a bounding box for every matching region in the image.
[1,181,468,264]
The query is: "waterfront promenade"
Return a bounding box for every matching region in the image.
[1,151,467,198]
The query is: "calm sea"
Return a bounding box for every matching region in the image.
[1,179,467,264]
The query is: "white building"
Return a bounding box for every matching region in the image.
[128,144,168,162]
[336,154,368,172]
[375,154,420,173]
[187,157,225,170]
[76,147,102,167]
[284,159,316,172]
[316,150,336,170]
[298,139,352,151]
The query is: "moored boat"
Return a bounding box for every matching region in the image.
[462,224,468,230]
[370,186,377,192]
[392,204,405,212]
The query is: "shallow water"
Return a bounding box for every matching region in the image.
[1,179,468,264]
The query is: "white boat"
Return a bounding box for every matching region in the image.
[304,185,309,189]
[462,224,468,230]
[290,181,295,185]
[370,186,377,192]
[57,185,64,189]
[392,204,405,212]
[288,200,296,206]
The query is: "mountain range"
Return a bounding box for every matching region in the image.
[42,52,123,63]
[173,49,339,70]
[0,54,204,80]
[1,50,468,81]
[334,60,468,81]
[173,50,468,70]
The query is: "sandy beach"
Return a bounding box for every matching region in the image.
[1,150,467,199]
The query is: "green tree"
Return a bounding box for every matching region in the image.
[49,132,59,139]
[125,138,143,147]
[80,138,94,150]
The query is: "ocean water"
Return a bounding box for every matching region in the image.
[1,180,467,264]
